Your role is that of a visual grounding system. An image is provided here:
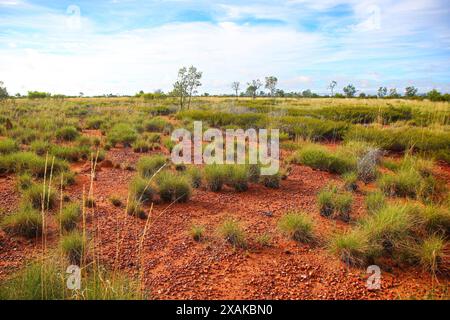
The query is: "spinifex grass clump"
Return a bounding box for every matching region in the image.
[0,259,142,300]
[218,218,247,248]
[189,224,205,241]
[156,171,192,203]
[260,171,281,189]
[365,191,386,214]
[58,203,81,232]
[30,140,51,156]
[414,235,447,273]
[342,172,358,192]
[137,154,166,178]
[0,206,42,238]
[204,164,228,192]
[226,165,249,192]
[126,199,147,219]
[185,166,202,188]
[23,183,57,210]
[328,230,370,266]
[129,176,155,203]
[278,211,315,243]
[0,152,68,177]
[107,123,137,147]
[412,205,450,235]
[60,231,85,265]
[56,126,79,141]
[292,144,356,174]
[17,173,33,191]
[0,138,19,154]
[317,184,353,222]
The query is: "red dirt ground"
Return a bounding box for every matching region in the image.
[0,144,448,299]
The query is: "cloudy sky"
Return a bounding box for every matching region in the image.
[0,0,449,96]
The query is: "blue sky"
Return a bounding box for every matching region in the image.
[0,0,449,95]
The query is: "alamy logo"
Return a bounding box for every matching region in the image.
[171,121,279,175]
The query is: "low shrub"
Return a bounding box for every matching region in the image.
[218,218,246,248]
[226,165,249,192]
[143,117,172,133]
[137,155,166,178]
[278,211,315,243]
[128,176,155,203]
[1,206,42,238]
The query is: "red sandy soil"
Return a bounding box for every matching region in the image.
[0,142,448,299]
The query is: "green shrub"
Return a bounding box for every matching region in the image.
[137,154,166,178]
[132,139,149,153]
[378,169,421,198]
[107,123,137,147]
[0,138,18,154]
[365,191,386,214]
[218,218,246,248]
[50,145,83,162]
[58,203,81,232]
[1,206,42,238]
[189,225,205,241]
[186,166,202,188]
[317,184,353,221]
[129,176,155,203]
[278,212,315,243]
[23,183,56,210]
[204,164,228,192]
[0,152,68,177]
[416,205,450,235]
[56,126,79,141]
[156,172,192,203]
[60,231,85,265]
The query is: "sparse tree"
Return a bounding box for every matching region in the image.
[231,81,240,98]
[388,88,400,98]
[246,79,262,99]
[343,84,357,98]
[265,76,278,96]
[405,86,418,98]
[0,81,9,101]
[173,66,202,109]
[377,87,387,98]
[328,80,337,97]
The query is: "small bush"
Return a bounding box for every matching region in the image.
[137,155,166,178]
[278,212,315,243]
[60,231,85,265]
[0,138,18,154]
[204,164,228,192]
[58,203,81,232]
[129,176,155,203]
[1,206,42,238]
[56,126,79,141]
[365,191,386,214]
[23,183,56,210]
[218,218,246,248]
[317,184,353,221]
[156,172,192,203]
[189,225,205,241]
